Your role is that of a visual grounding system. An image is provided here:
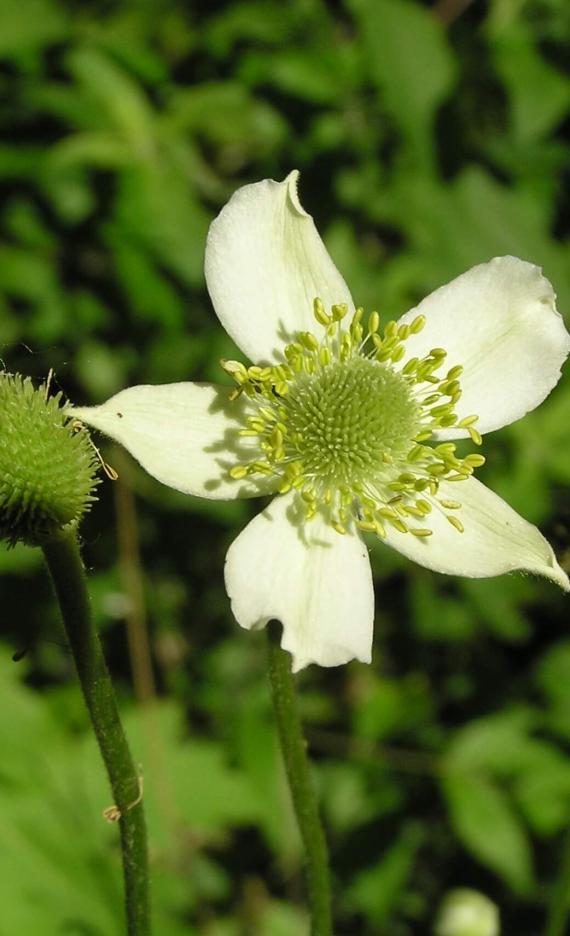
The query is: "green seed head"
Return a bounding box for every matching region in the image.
[286,357,420,487]
[0,373,100,546]
[224,299,484,539]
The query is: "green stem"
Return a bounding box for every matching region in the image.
[42,528,150,935]
[545,828,570,936]
[266,623,332,936]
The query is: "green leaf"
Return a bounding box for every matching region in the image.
[443,772,533,892]
[348,0,455,160]
[66,47,155,149]
[491,23,570,142]
[347,823,422,923]
[0,0,67,59]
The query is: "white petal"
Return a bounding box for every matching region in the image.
[384,476,569,590]
[399,257,570,437]
[69,383,276,500]
[224,492,374,671]
[205,170,354,363]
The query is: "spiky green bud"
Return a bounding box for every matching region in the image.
[0,373,99,546]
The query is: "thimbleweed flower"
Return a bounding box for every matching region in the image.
[70,172,570,670]
[434,888,500,936]
[0,373,99,546]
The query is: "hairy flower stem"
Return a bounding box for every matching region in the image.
[42,528,150,936]
[267,622,332,935]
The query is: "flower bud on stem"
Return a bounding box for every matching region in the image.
[0,373,150,934]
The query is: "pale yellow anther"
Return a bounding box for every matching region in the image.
[402,357,419,375]
[384,320,398,339]
[376,346,394,363]
[447,515,465,533]
[333,303,350,321]
[319,347,331,367]
[391,345,406,363]
[299,331,319,352]
[271,427,284,448]
[430,403,453,418]
[221,359,247,377]
[439,499,461,509]
[410,528,433,537]
[368,311,380,334]
[457,414,479,428]
[407,445,425,462]
[416,499,432,514]
[340,334,352,361]
[248,416,265,430]
[388,517,408,534]
[332,521,346,535]
[357,520,378,533]
[229,465,249,480]
[410,314,426,334]
[313,297,331,326]
[403,505,425,518]
[464,453,486,468]
[350,322,364,343]
[435,442,456,456]
[251,461,274,474]
[439,379,460,396]
[468,427,483,445]
[398,323,411,340]
[447,365,463,380]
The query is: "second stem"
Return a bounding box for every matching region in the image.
[267,622,332,936]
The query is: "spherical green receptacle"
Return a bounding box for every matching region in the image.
[0,373,99,546]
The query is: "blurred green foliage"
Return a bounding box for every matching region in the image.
[1,0,570,933]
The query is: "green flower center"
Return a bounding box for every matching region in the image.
[223,300,485,539]
[285,357,420,487]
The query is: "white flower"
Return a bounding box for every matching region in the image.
[70,171,570,671]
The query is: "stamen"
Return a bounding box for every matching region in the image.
[224,299,484,539]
